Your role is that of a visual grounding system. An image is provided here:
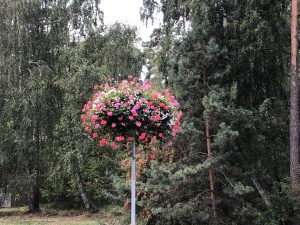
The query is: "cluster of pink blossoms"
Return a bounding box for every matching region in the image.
[81,76,182,150]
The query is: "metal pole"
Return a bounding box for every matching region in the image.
[131,138,136,225]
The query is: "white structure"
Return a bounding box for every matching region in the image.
[0,188,11,208]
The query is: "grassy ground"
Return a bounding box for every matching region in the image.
[0,205,142,225]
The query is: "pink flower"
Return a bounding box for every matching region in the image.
[143,82,152,90]
[123,90,130,95]
[81,116,87,125]
[94,124,100,129]
[93,85,98,90]
[136,121,141,127]
[92,133,98,138]
[100,120,107,125]
[114,102,121,108]
[138,133,146,140]
[151,136,157,142]
[143,109,150,113]
[149,154,156,160]
[131,106,139,116]
[158,133,163,138]
[95,92,103,98]
[172,100,180,107]
[107,111,113,116]
[132,110,138,117]
[151,115,161,122]
[168,141,173,146]
[129,116,134,120]
[91,115,98,120]
[139,98,146,103]
[128,137,134,141]
[132,105,139,111]
[99,139,106,147]
[111,123,116,128]
[152,92,160,99]
[110,142,118,149]
[173,125,180,132]
[116,136,125,141]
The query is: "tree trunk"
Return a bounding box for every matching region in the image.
[67,112,94,211]
[205,119,217,219]
[28,184,39,213]
[290,0,299,198]
[250,174,271,207]
[71,157,93,210]
[28,112,40,213]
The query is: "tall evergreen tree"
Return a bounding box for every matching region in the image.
[141,0,292,224]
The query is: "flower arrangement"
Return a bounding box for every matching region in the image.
[81,75,182,149]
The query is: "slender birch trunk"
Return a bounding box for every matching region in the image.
[205,119,217,219]
[71,157,93,210]
[68,114,94,211]
[290,0,299,198]
[250,174,271,207]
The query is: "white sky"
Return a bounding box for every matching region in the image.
[100,0,162,41]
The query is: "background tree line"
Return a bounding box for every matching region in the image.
[0,0,299,224]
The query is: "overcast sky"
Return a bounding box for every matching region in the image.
[100,0,161,41]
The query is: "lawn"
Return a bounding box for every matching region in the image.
[0,206,133,225]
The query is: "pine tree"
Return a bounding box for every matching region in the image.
[141,0,293,224]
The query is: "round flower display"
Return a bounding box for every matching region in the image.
[81,76,182,149]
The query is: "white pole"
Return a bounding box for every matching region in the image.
[131,138,136,225]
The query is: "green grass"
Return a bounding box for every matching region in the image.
[1,222,102,225]
[0,206,103,225]
[0,206,28,216]
[0,221,102,225]
[0,205,146,225]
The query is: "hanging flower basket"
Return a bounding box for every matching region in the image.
[81,75,181,225]
[81,76,182,149]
